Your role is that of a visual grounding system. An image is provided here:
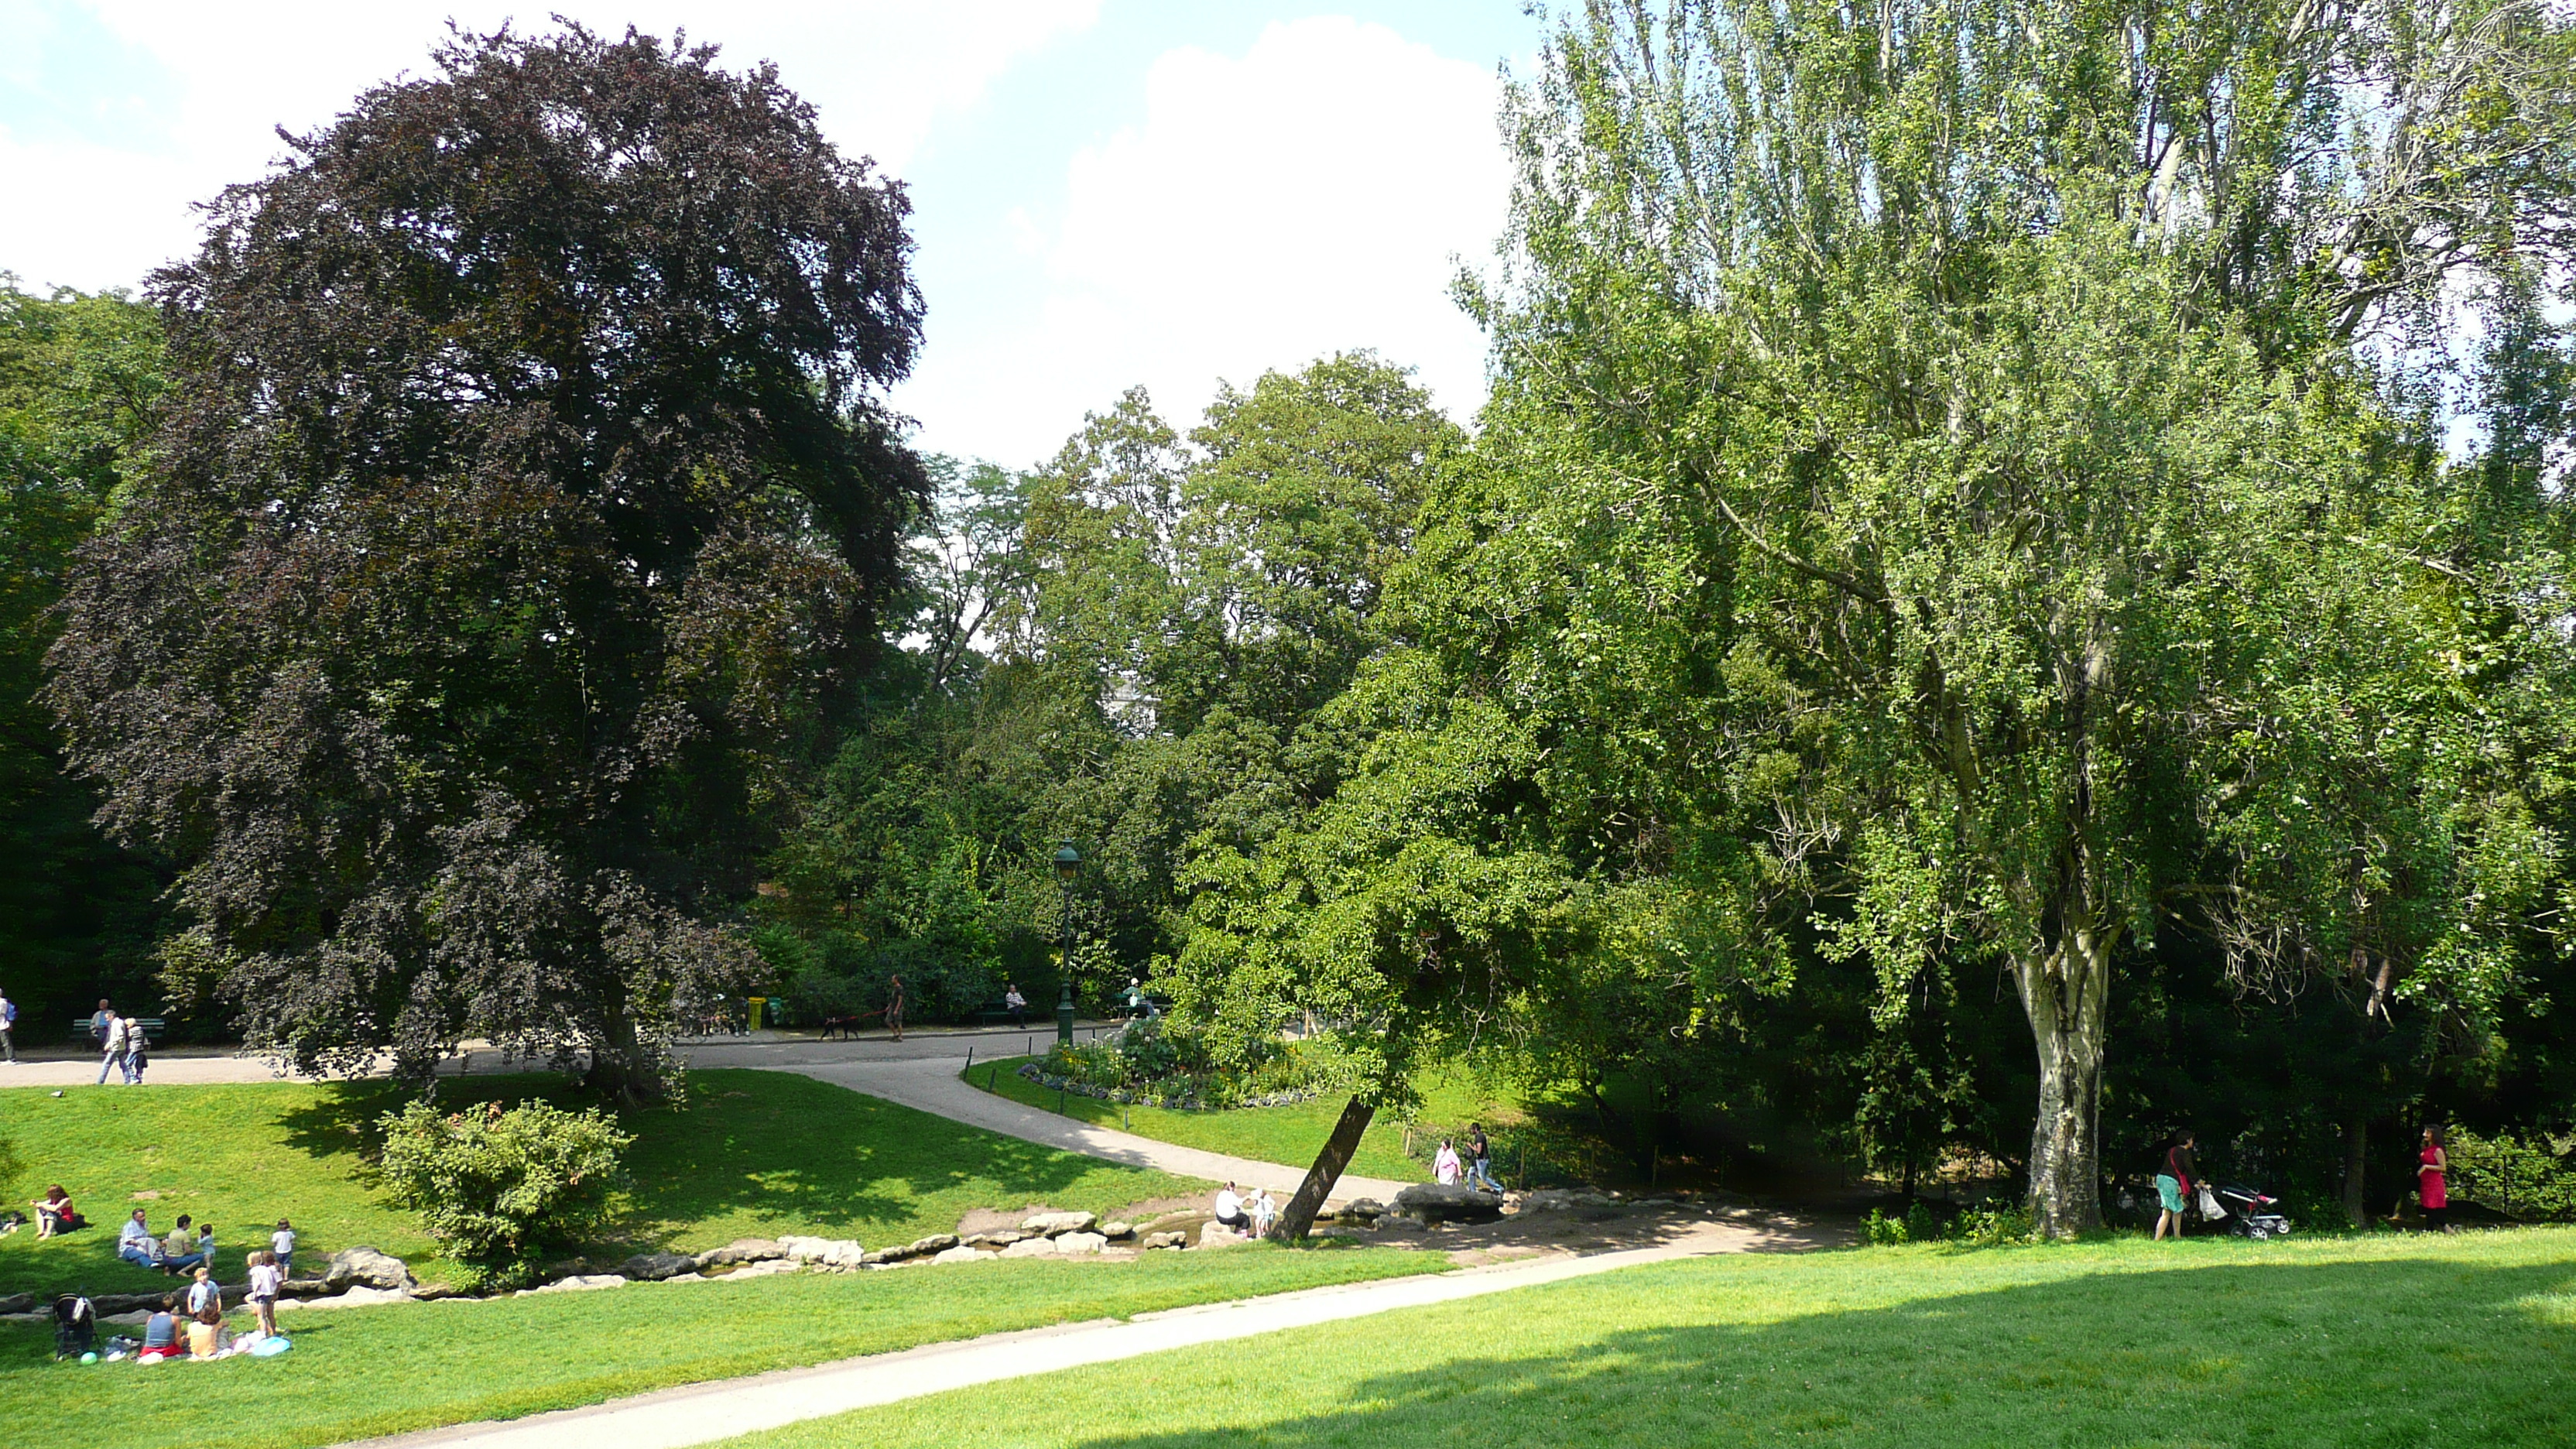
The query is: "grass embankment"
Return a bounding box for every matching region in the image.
[0,1245,1439,1448]
[1,1068,1204,1297]
[719,1228,2576,1449]
[963,1057,1544,1185]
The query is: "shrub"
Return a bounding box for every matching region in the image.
[376,1098,634,1290]
[1865,1208,1910,1245]
[1949,1205,2035,1247]
[2450,1128,2576,1221]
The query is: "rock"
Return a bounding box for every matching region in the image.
[1100,1221,1133,1241]
[328,1284,410,1308]
[0,1293,32,1315]
[1341,1197,1386,1222]
[411,1283,459,1301]
[618,1252,699,1281]
[324,1245,418,1293]
[930,1245,987,1264]
[1377,1215,1426,1234]
[657,1273,706,1284]
[694,1238,786,1269]
[1054,1231,1108,1255]
[0,1312,48,1325]
[963,1231,1026,1248]
[999,1235,1060,1258]
[277,1277,335,1300]
[712,1258,800,1279]
[909,1234,959,1255]
[1021,1211,1098,1237]
[777,1235,868,1269]
[529,1273,629,1294]
[1142,1231,1187,1250]
[92,1292,164,1314]
[1198,1221,1249,1249]
[101,1310,152,1326]
[1392,1184,1506,1225]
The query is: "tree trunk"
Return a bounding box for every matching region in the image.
[1278,1096,1376,1242]
[2016,930,2111,1237]
[2341,1110,2368,1228]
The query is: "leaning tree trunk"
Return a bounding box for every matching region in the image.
[2015,928,2112,1237]
[1277,1096,1377,1242]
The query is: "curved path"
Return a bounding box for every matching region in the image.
[344,1228,1807,1449]
[3,1025,1416,1202]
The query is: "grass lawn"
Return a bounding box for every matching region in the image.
[0,1068,1208,1297]
[961,1057,1545,1186]
[0,1243,1441,1449]
[714,1228,2576,1449]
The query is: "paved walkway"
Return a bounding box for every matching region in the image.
[3,1026,1413,1202]
[346,1234,1773,1449]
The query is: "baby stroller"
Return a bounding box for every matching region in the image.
[53,1294,95,1360]
[2208,1183,2293,1239]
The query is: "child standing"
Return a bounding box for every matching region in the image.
[197,1220,216,1270]
[246,1249,281,1338]
[271,1218,296,1277]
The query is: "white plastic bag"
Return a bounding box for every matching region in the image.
[2197,1185,2225,1219]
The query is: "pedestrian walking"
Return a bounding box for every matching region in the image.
[123,1016,149,1084]
[2154,1131,2199,1240]
[1465,1122,1501,1193]
[0,987,17,1064]
[94,1005,128,1087]
[2418,1125,2451,1231]
[1434,1139,1463,1186]
[885,974,906,1042]
[271,1218,296,1277]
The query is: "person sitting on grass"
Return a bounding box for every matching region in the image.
[159,1213,205,1273]
[118,1209,161,1268]
[138,1294,183,1360]
[187,1303,228,1360]
[30,1185,79,1238]
[1213,1182,1252,1234]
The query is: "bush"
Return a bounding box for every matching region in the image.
[2450,1128,2576,1221]
[1862,1201,1948,1245]
[1950,1205,2035,1247]
[376,1099,634,1290]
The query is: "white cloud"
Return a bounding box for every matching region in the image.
[0,0,1098,291]
[896,15,1511,464]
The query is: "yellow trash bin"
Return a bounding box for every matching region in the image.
[747,996,766,1031]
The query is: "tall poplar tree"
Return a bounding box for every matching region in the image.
[1451,0,2576,1232]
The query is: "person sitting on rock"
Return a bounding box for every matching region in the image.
[1212,1182,1252,1234]
[1434,1139,1463,1186]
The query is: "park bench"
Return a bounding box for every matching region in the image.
[69,1016,165,1043]
[972,999,1032,1026]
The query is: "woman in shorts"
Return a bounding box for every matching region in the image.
[2153,1131,2199,1241]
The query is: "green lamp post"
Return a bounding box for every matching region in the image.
[1052,842,1081,1045]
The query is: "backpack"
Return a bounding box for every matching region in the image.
[2,999,16,1025]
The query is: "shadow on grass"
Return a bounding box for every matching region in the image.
[1053,1255,2576,1449]
[272,1069,1177,1251]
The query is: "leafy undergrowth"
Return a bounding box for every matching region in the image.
[720,1228,2576,1449]
[0,1069,1204,1298]
[0,1244,1439,1448]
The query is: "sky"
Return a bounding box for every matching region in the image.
[0,1,1546,467]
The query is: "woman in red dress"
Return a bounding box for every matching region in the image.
[2417,1125,2450,1231]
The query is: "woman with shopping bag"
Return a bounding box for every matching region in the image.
[2154,1131,2201,1241]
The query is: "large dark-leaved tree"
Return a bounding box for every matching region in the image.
[46,24,927,1099]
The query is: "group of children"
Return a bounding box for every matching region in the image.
[90,1213,300,1359]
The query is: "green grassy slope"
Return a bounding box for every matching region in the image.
[961,1056,1550,1185]
[0,1068,1205,1297]
[0,1245,1439,1449]
[719,1228,2576,1449]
